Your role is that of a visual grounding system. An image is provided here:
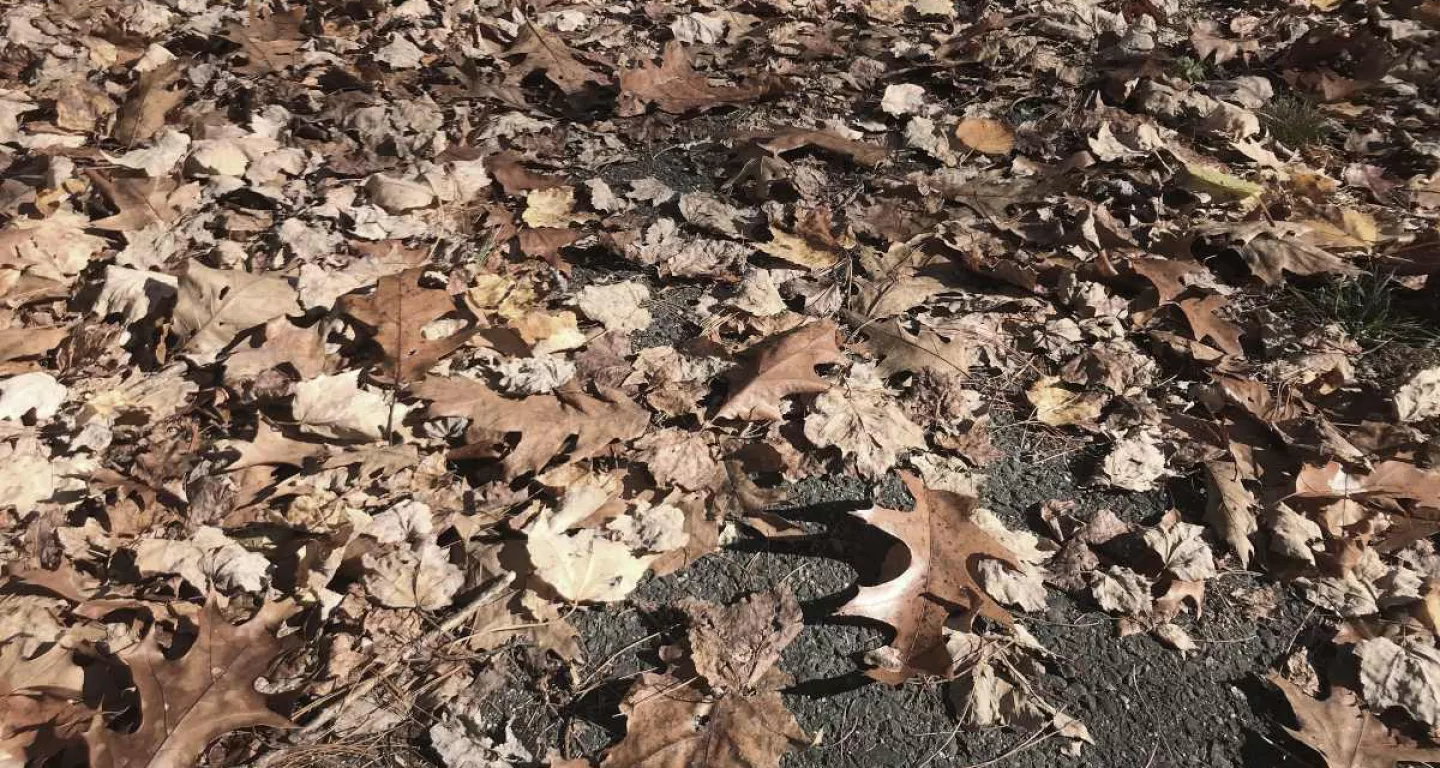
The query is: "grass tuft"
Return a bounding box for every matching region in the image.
[1286,272,1440,350]
[1263,95,1331,149]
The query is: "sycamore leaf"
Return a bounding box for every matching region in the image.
[678,587,802,693]
[1269,674,1440,768]
[840,473,1021,683]
[804,384,926,479]
[602,588,809,767]
[292,370,400,442]
[617,42,774,117]
[363,541,464,610]
[336,267,477,385]
[415,378,649,479]
[1356,637,1440,727]
[172,261,298,363]
[716,321,844,421]
[85,600,298,768]
[504,24,610,95]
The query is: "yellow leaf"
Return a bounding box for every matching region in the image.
[954,117,1014,155]
[1340,209,1379,245]
[1181,162,1263,201]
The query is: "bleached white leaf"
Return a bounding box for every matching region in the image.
[0,372,67,421]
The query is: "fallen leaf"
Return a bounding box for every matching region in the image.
[112,60,187,145]
[576,281,651,334]
[292,370,401,441]
[225,8,305,75]
[617,42,773,116]
[1395,366,1440,423]
[1026,376,1106,428]
[172,261,298,363]
[1269,674,1440,768]
[1177,295,1245,357]
[717,321,843,421]
[804,380,926,479]
[337,268,477,385]
[364,541,464,610]
[504,24,610,95]
[416,378,649,478]
[1098,430,1166,492]
[753,128,888,167]
[1204,461,1257,566]
[840,473,1021,682]
[954,118,1014,155]
[757,227,839,270]
[1356,637,1440,728]
[85,600,298,768]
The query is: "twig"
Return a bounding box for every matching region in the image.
[299,572,517,734]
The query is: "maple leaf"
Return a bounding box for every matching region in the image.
[716,321,844,421]
[804,381,926,479]
[336,267,478,385]
[839,473,1020,683]
[1269,674,1440,768]
[85,600,298,768]
[414,378,649,479]
[171,261,299,364]
[617,42,775,117]
[504,24,611,96]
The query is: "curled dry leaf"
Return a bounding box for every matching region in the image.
[503,24,610,95]
[804,382,926,479]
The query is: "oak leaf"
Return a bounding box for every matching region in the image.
[112,60,188,145]
[1176,294,1244,357]
[415,378,649,479]
[716,321,843,421]
[172,261,298,363]
[504,24,610,95]
[337,268,477,385]
[839,473,1021,683]
[1204,460,1257,566]
[1269,674,1440,768]
[617,42,774,116]
[225,8,305,75]
[85,600,298,768]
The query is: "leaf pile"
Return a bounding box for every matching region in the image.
[2,0,1440,764]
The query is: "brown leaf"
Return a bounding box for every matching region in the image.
[87,174,201,232]
[1128,257,1207,304]
[599,672,809,768]
[85,600,298,768]
[617,42,774,116]
[517,228,581,271]
[0,326,66,364]
[504,24,610,96]
[1203,461,1257,567]
[337,268,478,385]
[225,8,305,75]
[861,319,974,379]
[954,118,1014,155]
[414,378,649,479]
[224,419,326,471]
[716,321,843,421]
[839,473,1021,683]
[486,153,565,196]
[1269,674,1440,768]
[752,128,887,167]
[172,261,299,363]
[1176,295,1244,358]
[679,587,802,692]
[112,60,187,145]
